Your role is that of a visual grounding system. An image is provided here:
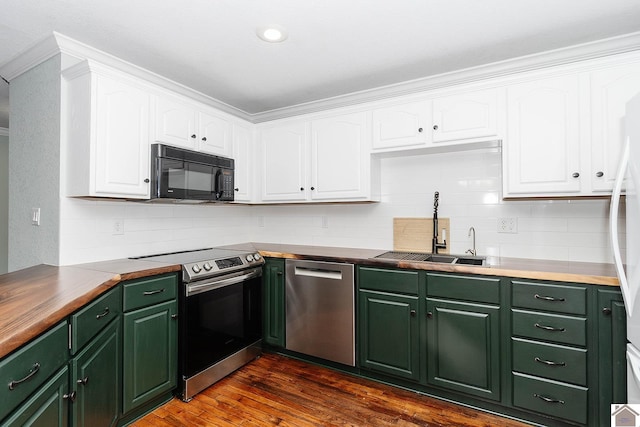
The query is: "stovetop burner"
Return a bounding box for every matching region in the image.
[131,247,264,282]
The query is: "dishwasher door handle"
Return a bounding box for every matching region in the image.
[294,266,343,280]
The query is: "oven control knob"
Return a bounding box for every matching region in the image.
[253,253,261,261]
[192,264,201,273]
[203,262,212,271]
[245,254,254,262]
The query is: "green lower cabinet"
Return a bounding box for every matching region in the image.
[1,366,70,427]
[122,300,178,414]
[263,258,286,347]
[426,297,501,401]
[71,318,121,427]
[358,289,420,381]
[597,289,627,427]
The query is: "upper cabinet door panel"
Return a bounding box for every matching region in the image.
[154,97,197,149]
[505,76,582,196]
[372,101,430,150]
[589,61,640,192]
[310,112,370,200]
[94,76,151,197]
[198,111,232,156]
[260,123,308,202]
[432,89,499,143]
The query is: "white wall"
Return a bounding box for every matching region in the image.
[8,56,62,271]
[0,129,8,274]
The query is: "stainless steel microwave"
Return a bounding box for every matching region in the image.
[150,144,234,202]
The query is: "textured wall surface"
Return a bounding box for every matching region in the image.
[0,132,8,273]
[8,56,61,271]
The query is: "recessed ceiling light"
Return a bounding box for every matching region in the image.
[257,26,288,43]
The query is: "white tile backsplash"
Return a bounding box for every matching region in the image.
[57,148,622,265]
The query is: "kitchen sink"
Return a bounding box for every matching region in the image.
[374,251,487,266]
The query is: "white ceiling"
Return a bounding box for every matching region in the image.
[2,0,640,129]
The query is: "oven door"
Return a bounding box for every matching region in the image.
[157,157,215,200]
[180,268,262,380]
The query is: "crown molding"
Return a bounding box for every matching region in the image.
[248,31,640,123]
[2,31,640,124]
[0,32,253,122]
[0,127,8,136]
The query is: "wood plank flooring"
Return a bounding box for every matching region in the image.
[132,353,532,427]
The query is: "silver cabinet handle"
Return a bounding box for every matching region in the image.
[77,377,89,386]
[143,288,165,296]
[534,294,565,302]
[572,172,580,178]
[95,307,110,319]
[534,357,566,367]
[534,323,566,332]
[533,393,565,404]
[8,363,41,390]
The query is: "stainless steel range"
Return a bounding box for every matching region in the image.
[133,247,264,401]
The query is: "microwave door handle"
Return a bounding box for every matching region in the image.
[215,169,224,200]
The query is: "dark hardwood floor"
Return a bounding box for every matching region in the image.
[132,353,532,427]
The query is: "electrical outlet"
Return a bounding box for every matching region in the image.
[321,216,328,229]
[497,217,517,233]
[112,219,124,235]
[31,208,41,226]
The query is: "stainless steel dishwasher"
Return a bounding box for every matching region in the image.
[285,259,355,366]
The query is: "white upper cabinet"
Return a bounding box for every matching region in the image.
[232,123,253,203]
[64,62,151,199]
[154,95,232,156]
[259,122,309,202]
[371,88,501,153]
[154,96,197,149]
[198,111,232,156]
[431,88,500,143]
[372,101,430,151]
[504,75,582,197]
[310,112,372,201]
[258,111,378,203]
[589,61,640,193]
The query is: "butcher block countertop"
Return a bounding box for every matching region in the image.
[0,260,180,359]
[0,242,619,360]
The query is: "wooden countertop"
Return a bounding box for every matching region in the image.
[227,242,620,287]
[0,260,180,359]
[0,242,619,359]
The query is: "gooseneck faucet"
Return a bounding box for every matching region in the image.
[466,227,477,256]
[432,191,447,254]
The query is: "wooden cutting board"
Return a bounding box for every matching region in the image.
[393,218,450,254]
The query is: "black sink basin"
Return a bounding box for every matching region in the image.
[374,251,487,267]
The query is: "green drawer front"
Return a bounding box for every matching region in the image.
[70,285,121,354]
[123,274,177,312]
[513,372,588,425]
[512,280,587,315]
[0,321,68,421]
[358,267,419,295]
[512,338,587,386]
[427,273,500,304]
[512,309,586,347]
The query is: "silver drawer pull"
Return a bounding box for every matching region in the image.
[534,294,565,302]
[8,363,41,390]
[534,323,566,332]
[534,357,566,367]
[143,288,165,296]
[533,393,565,404]
[95,307,110,319]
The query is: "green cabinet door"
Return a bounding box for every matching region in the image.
[71,318,121,427]
[263,258,286,347]
[1,366,69,427]
[123,300,177,414]
[597,288,627,427]
[358,289,420,381]
[426,297,501,401]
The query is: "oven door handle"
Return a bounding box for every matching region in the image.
[186,268,262,297]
